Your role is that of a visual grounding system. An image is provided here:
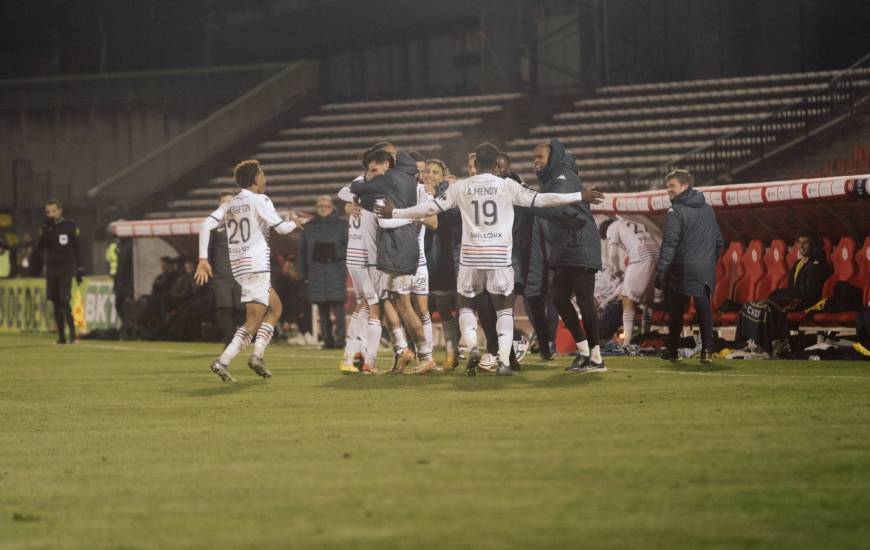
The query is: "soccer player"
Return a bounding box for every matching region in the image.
[422,159,461,370]
[195,160,303,382]
[351,149,437,374]
[33,200,84,345]
[337,147,416,374]
[379,143,600,376]
[408,151,438,367]
[599,217,659,346]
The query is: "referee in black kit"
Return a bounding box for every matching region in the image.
[33,200,84,344]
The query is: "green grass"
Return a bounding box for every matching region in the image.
[1,333,869,549]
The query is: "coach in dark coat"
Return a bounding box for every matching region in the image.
[655,170,725,361]
[299,197,348,348]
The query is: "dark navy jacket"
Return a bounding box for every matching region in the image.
[351,152,419,276]
[656,187,725,297]
[532,139,601,271]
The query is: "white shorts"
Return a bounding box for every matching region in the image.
[373,270,411,297]
[457,266,514,298]
[411,264,429,295]
[348,266,379,306]
[622,260,656,302]
[237,272,271,306]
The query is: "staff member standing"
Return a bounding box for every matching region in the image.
[33,199,84,344]
[299,196,348,349]
[655,170,724,364]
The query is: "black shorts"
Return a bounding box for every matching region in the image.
[46,269,74,303]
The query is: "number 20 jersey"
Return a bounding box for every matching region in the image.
[207,188,285,278]
[433,173,541,268]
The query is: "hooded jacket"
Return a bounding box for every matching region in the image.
[655,187,725,297]
[785,248,831,309]
[350,151,420,276]
[532,139,601,271]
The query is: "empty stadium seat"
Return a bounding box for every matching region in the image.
[713,242,745,313]
[811,237,861,326]
[756,239,789,299]
[717,240,766,324]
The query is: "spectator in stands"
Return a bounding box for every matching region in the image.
[771,233,831,311]
[0,235,14,278]
[655,169,725,364]
[208,191,245,344]
[15,232,34,276]
[299,196,348,349]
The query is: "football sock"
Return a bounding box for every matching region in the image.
[354,308,369,356]
[622,308,635,346]
[459,308,478,350]
[420,312,433,351]
[219,327,252,366]
[495,308,514,366]
[590,345,602,364]
[342,312,360,363]
[443,317,457,354]
[253,324,274,358]
[365,319,382,367]
[576,339,590,356]
[392,327,407,354]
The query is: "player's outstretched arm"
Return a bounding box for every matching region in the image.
[378,198,441,220]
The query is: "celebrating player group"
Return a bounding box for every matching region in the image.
[196,139,610,381]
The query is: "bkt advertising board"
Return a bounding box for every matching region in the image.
[0,277,119,333]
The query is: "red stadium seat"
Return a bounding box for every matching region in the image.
[712,242,745,312]
[813,236,860,326]
[717,240,766,324]
[820,237,857,299]
[757,239,788,299]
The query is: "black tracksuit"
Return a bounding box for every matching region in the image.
[33,218,83,343]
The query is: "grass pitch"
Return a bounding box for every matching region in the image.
[1,334,869,549]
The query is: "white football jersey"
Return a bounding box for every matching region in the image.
[416,184,431,267]
[607,219,659,264]
[341,179,379,268]
[432,173,540,268]
[205,189,290,278]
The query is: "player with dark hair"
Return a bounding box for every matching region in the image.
[33,199,84,345]
[351,146,437,374]
[195,160,304,381]
[379,142,601,376]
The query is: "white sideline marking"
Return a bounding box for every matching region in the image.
[609,368,869,381]
[75,343,870,381]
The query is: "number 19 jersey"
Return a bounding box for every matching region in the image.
[206,188,288,278]
[433,173,541,268]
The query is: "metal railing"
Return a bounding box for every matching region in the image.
[635,52,870,188]
[87,60,320,207]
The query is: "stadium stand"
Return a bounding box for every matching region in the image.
[145,92,525,218]
[503,67,870,188]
